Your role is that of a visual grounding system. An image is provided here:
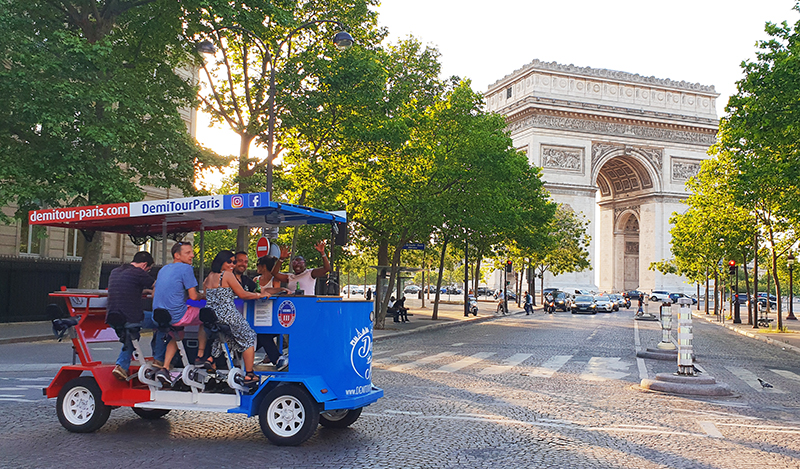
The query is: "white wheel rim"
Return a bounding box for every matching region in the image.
[321,409,349,421]
[63,386,95,426]
[267,395,306,437]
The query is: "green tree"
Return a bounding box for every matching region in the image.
[0,0,211,287]
[712,8,800,328]
[529,205,591,302]
[187,0,381,250]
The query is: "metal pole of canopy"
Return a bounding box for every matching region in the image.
[199,228,205,288]
[161,219,168,265]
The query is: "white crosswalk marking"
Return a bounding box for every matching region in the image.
[770,369,800,382]
[480,353,533,375]
[580,357,631,381]
[527,355,572,378]
[433,352,495,373]
[0,386,46,391]
[389,352,455,372]
[726,366,785,393]
[374,350,424,366]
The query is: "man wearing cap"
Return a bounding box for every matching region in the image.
[271,241,330,295]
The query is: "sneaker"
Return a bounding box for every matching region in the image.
[112,365,128,381]
[155,368,172,387]
[275,355,288,372]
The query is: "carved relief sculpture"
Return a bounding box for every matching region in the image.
[541,145,583,172]
[672,161,701,181]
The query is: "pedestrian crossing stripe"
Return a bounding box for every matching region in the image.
[725,366,785,393]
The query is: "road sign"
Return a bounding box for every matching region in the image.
[402,242,425,250]
[256,236,269,257]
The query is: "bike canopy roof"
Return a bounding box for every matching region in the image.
[28,192,345,236]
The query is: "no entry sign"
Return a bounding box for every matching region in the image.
[256,237,269,257]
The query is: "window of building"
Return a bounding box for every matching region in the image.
[506,87,513,99]
[66,229,86,258]
[19,221,46,255]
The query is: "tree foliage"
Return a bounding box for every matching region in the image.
[0,0,214,287]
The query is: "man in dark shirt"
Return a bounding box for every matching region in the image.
[234,251,258,292]
[107,251,155,380]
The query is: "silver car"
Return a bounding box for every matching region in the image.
[593,295,615,312]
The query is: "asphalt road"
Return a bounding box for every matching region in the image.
[1,310,799,468]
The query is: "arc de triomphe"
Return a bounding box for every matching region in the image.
[486,60,718,294]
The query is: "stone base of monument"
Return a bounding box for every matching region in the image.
[640,373,732,396]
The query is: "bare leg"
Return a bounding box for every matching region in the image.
[162,339,178,369]
[243,346,255,372]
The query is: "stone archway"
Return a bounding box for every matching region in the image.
[593,144,660,292]
[621,214,640,291]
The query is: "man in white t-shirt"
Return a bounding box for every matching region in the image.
[271,240,331,295]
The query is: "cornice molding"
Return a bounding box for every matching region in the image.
[489,59,717,95]
[507,108,717,146]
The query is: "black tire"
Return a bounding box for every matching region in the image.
[132,408,171,420]
[56,377,111,433]
[650,296,658,302]
[319,407,363,428]
[259,384,319,446]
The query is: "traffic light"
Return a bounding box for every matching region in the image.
[728,259,737,276]
[505,260,513,273]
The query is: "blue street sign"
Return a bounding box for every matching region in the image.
[402,242,425,250]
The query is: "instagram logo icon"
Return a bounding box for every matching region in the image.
[231,195,244,208]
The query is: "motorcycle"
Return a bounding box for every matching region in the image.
[545,297,556,314]
[468,296,478,316]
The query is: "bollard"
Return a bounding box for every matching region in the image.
[657,300,676,350]
[676,298,694,375]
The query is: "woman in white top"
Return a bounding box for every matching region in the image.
[271,241,331,295]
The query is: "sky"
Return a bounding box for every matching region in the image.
[195,0,797,188]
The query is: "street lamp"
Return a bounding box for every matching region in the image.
[788,253,796,320]
[196,22,354,198]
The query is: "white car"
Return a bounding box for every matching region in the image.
[593,295,615,312]
[649,290,671,303]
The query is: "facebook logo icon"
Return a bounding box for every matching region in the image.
[249,194,261,207]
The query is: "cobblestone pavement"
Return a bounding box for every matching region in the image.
[1,309,799,468]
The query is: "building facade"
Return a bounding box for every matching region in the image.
[486,60,718,294]
[0,68,200,321]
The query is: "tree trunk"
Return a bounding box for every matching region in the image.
[374,240,390,329]
[432,235,448,320]
[379,236,407,327]
[742,249,751,324]
[754,231,759,327]
[78,231,105,289]
[473,249,482,295]
[236,134,256,252]
[767,225,783,331]
[714,268,719,315]
[705,267,709,314]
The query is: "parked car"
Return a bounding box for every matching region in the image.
[594,295,616,312]
[476,287,491,297]
[669,293,698,305]
[571,295,597,314]
[404,285,421,294]
[731,293,748,305]
[749,297,778,311]
[649,290,671,302]
[553,291,573,311]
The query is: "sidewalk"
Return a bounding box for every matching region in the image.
[0,298,529,345]
[691,310,800,355]
[372,298,527,340]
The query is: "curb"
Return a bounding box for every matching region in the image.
[374,310,527,341]
[0,335,53,345]
[692,312,800,356]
